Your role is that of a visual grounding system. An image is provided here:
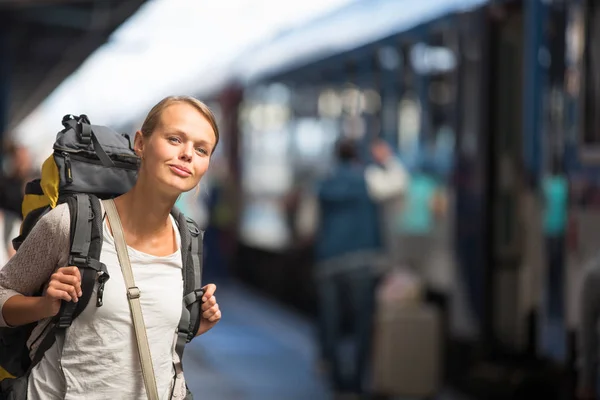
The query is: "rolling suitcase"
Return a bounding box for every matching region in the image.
[371,292,442,398]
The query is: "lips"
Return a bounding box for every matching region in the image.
[169,165,192,177]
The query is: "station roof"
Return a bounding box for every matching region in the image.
[12,0,491,167]
[232,0,488,85]
[12,0,354,166]
[1,0,148,130]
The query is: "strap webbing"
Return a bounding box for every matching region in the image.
[64,116,115,167]
[103,199,159,400]
[56,194,93,329]
[171,211,204,382]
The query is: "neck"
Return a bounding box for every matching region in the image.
[113,178,177,238]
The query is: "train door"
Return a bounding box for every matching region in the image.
[485,1,539,356]
[563,0,600,379]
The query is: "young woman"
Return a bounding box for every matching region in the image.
[0,96,222,399]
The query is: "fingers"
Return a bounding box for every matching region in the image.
[49,266,82,303]
[201,295,217,311]
[60,266,81,280]
[200,283,221,323]
[55,270,82,297]
[47,282,79,302]
[201,283,217,302]
[202,303,221,322]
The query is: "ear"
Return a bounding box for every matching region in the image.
[133,130,145,158]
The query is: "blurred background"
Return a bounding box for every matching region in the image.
[0,0,596,399]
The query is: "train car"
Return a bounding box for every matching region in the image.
[561,0,600,389]
[223,0,494,318]
[187,0,582,397]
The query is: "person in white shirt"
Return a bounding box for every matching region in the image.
[296,139,409,256]
[296,138,409,397]
[0,96,222,400]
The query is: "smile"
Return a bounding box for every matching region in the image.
[169,165,192,177]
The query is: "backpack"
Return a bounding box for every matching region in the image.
[0,114,204,399]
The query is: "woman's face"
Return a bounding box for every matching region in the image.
[135,102,216,196]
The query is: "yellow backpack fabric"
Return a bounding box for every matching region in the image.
[21,155,61,222]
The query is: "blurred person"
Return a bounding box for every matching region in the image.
[282,171,319,309]
[542,155,568,323]
[395,161,446,273]
[300,138,408,398]
[204,160,236,284]
[0,208,20,266]
[0,96,222,400]
[0,141,34,216]
[532,155,569,364]
[368,139,410,263]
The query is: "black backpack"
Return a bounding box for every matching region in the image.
[0,115,204,399]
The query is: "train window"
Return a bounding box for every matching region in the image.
[582,0,600,146]
[412,28,459,179]
[376,45,401,146]
[318,88,343,118]
[397,93,421,167]
[396,43,418,162]
[288,84,342,175]
[238,84,294,194]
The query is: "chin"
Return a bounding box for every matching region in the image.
[154,178,195,197]
[169,183,196,195]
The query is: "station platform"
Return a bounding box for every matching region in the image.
[182,281,330,400]
[181,281,474,400]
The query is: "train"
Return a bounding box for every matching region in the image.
[119,0,594,398]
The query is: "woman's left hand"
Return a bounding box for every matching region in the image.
[196,283,221,336]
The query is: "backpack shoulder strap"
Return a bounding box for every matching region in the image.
[55,194,109,329]
[171,208,204,364]
[28,195,109,371]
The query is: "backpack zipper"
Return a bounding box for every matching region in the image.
[56,150,138,171]
[62,152,73,184]
[54,146,139,164]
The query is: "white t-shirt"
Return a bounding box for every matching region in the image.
[28,214,184,400]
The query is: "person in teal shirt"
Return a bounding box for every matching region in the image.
[543,173,568,237]
[397,170,438,235]
[396,164,444,271]
[541,156,568,362]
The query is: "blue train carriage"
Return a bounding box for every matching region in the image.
[560,0,600,385]
[221,0,491,317]
[203,0,575,397]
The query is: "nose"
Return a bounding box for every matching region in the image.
[179,142,193,162]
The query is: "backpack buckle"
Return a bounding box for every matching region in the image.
[185,217,200,237]
[78,121,92,145]
[183,289,204,307]
[69,255,88,267]
[127,287,141,300]
[96,272,109,307]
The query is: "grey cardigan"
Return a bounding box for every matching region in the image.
[0,203,189,399]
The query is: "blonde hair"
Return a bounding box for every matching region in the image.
[140,95,219,151]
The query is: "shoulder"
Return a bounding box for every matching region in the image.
[42,202,70,223]
[36,203,71,235]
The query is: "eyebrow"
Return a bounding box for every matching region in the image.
[167,129,213,147]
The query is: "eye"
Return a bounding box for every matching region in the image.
[195,147,209,156]
[168,136,182,144]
